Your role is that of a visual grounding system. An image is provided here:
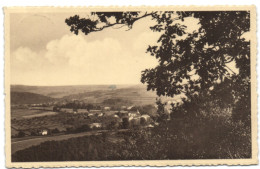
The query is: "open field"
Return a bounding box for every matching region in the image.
[11,111,69,132]
[11,109,57,120]
[11,109,122,137]
[11,129,127,154]
[23,111,57,118]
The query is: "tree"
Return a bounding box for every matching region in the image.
[65,11,250,123]
[52,128,60,134]
[122,117,130,129]
[18,131,26,137]
[66,11,249,96]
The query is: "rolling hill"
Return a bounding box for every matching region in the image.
[11,84,182,105]
[11,92,56,105]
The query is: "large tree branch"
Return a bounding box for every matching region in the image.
[91,12,156,33]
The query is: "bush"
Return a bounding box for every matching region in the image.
[17,131,26,137]
[52,128,60,134]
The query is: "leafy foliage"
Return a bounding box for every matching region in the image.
[65,11,250,97]
[62,11,252,160]
[65,11,251,124]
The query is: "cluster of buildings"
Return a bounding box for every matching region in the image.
[28,105,155,136]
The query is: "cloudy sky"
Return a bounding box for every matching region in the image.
[10,12,199,86]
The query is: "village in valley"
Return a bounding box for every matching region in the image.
[10,84,177,156]
[11,92,175,156]
[12,100,162,137]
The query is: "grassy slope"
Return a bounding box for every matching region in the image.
[11,85,180,105]
[11,92,56,104]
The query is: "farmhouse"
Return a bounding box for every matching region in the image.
[118,111,128,118]
[89,123,102,129]
[114,114,119,118]
[127,106,134,110]
[130,116,141,126]
[147,124,154,128]
[121,106,127,110]
[88,113,94,117]
[141,114,151,122]
[103,107,111,111]
[128,109,140,118]
[39,129,48,136]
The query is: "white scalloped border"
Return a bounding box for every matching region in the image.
[3,5,258,168]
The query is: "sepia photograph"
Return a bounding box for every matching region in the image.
[4,6,257,167]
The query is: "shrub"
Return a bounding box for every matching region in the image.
[17,131,26,137]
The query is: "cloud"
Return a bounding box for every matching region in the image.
[12,47,37,63]
[44,34,131,71]
[11,47,48,72]
[11,34,158,85]
[10,16,201,86]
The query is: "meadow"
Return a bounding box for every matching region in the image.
[11,109,56,120]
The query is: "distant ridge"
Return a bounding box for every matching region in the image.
[11,92,55,104]
[10,84,179,105]
[11,84,147,98]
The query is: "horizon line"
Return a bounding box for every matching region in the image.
[10,83,146,87]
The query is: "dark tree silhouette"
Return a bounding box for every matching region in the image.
[65,11,250,97]
[65,11,250,123]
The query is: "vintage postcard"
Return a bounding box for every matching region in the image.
[4,6,257,168]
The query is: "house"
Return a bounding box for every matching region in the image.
[121,106,127,110]
[140,114,151,125]
[128,110,140,118]
[128,112,137,118]
[39,129,48,136]
[147,124,154,128]
[127,106,134,110]
[130,116,141,126]
[88,113,94,117]
[114,114,119,118]
[89,123,102,129]
[141,114,151,121]
[118,111,128,118]
[103,107,111,111]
